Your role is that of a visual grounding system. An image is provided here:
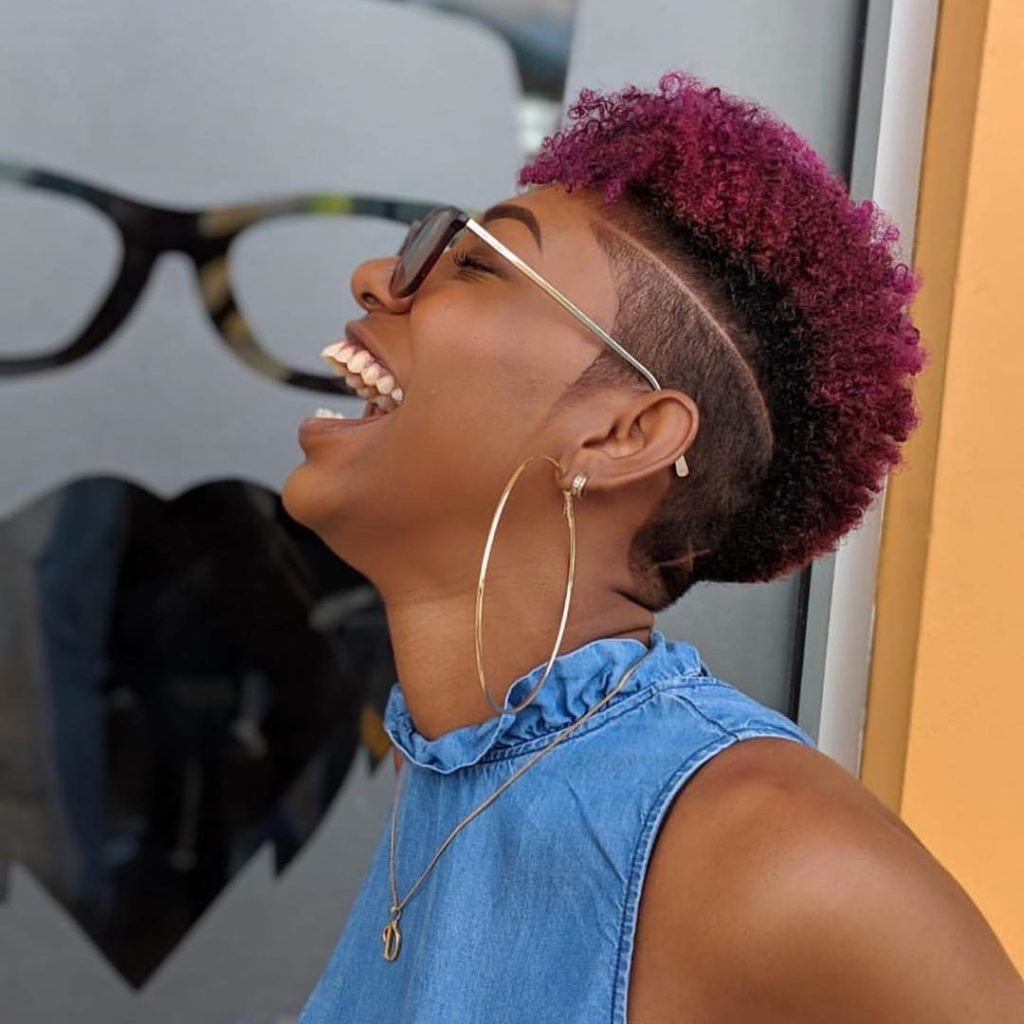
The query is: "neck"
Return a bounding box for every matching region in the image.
[378,561,654,741]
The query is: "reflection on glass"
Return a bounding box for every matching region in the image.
[0,160,437,390]
[418,0,574,95]
[0,478,395,986]
[229,214,409,372]
[410,0,576,151]
[0,1,579,999]
[0,187,121,357]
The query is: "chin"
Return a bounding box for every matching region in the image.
[280,463,332,532]
[281,463,371,559]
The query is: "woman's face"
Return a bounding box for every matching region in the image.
[282,184,647,585]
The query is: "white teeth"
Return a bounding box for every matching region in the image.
[314,407,347,419]
[320,339,405,408]
[348,350,371,373]
[321,342,355,368]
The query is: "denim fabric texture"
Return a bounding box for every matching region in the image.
[299,628,816,1023]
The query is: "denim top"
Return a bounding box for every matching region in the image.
[299,629,816,1024]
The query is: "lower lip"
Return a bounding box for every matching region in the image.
[297,404,388,445]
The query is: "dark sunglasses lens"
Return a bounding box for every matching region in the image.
[390,208,457,297]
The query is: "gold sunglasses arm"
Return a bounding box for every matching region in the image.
[464,219,662,391]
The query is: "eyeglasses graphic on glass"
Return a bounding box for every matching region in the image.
[388,205,662,392]
[0,158,437,394]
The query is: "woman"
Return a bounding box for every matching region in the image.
[284,73,1024,1022]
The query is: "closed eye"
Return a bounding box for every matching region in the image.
[452,248,497,279]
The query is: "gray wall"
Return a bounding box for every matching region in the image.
[0,1,888,1020]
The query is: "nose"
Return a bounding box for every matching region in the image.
[350,255,414,314]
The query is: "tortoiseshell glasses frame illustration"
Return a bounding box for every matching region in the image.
[0,159,439,393]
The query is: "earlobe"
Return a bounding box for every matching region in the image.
[657,391,698,480]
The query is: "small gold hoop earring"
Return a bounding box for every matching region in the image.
[570,473,589,499]
[476,455,576,715]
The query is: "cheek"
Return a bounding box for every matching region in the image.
[394,283,584,460]
[410,294,540,415]
[387,317,549,497]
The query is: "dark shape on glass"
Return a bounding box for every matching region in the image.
[2,479,396,986]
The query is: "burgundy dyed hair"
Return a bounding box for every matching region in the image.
[519,71,927,608]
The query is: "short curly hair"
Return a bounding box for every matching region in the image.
[518,71,927,611]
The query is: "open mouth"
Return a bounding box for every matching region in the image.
[315,334,404,423]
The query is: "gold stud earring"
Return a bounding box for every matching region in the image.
[570,472,589,499]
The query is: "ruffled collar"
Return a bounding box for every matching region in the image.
[383,628,703,774]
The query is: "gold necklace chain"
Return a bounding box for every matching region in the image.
[381,646,656,961]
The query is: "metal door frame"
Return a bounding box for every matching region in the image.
[798,0,940,774]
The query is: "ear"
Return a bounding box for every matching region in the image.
[555,389,698,494]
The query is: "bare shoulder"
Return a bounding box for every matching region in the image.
[632,737,1024,1024]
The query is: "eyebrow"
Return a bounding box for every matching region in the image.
[480,203,543,251]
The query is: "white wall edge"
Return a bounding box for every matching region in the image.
[817,0,939,774]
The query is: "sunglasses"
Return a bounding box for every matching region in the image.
[387,205,662,392]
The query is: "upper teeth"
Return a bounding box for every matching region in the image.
[320,339,404,414]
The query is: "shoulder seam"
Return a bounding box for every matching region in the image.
[666,686,812,747]
[610,731,737,1023]
[666,688,743,743]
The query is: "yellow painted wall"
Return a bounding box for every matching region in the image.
[863,0,1024,971]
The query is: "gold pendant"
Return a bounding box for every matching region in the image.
[381,911,402,961]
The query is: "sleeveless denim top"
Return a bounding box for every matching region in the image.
[299,629,816,1024]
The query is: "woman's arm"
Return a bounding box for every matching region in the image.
[649,738,1024,1022]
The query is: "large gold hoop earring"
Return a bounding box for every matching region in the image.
[475,455,576,715]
